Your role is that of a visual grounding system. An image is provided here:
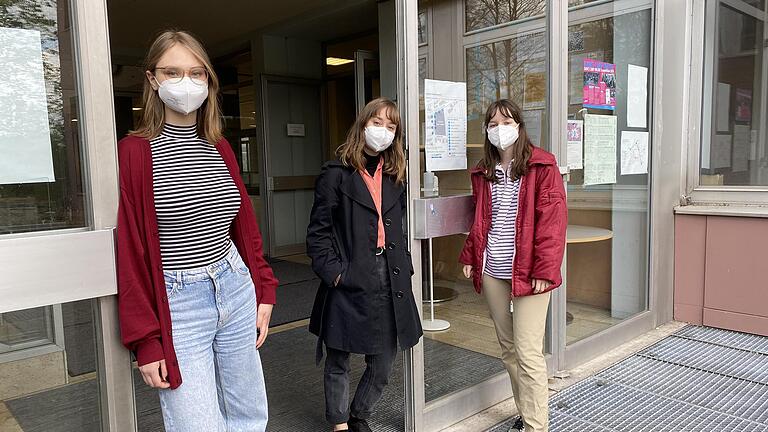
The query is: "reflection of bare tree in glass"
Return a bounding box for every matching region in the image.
[466,34,546,118]
[0,1,75,232]
[465,0,545,31]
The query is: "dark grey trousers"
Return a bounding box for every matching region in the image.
[324,254,399,425]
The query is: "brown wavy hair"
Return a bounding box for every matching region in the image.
[337,97,406,184]
[479,99,533,182]
[130,30,223,144]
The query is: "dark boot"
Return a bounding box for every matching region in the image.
[349,416,373,432]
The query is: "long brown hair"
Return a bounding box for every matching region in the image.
[479,99,533,182]
[337,97,407,184]
[130,30,223,143]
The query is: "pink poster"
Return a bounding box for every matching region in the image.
[735,89,752,122]
[583,60,616,110]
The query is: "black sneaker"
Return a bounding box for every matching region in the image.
[507,416,525,431]
[349,416,373,432]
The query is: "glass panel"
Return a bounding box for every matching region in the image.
[1,300,103,431]
[565,4,653,344]
[419,9,428,45]
[465,0,546,32]
[0,307,54,351]
[700,2,766,186]
[0,0,86,235]
[467,32,549,154]
[422,0,550,404]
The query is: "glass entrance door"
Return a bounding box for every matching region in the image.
[401,0,658,429]
[0,0,134,430]
[560,0,655,368]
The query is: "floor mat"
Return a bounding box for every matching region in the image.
[488,325,768,431]
[268,258,320,327]
[6,326,505,432]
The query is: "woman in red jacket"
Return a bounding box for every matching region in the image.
[116,30,277,431]
[460,99,566,432]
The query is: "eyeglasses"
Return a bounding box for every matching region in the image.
[154,66,208,86]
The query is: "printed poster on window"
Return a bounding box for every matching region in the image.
[523,62,546,110]
[735,89,752,122]
[583,114,617,186]
[567,119,583,170]
[620,131,649,175]
[583,60,616,111]
[0,27,55,184]
[424,79,467,172]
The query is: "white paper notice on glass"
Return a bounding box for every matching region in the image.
[0,27,55,184]
[424,79,467,172]
[732,125,750,172]
[712,134,732,169]
[567,119,583,170]
[626,65,648,128]
[620,131,649,175]
[584,114,617,186]
[716,83,731,132]
[522,110,543,147]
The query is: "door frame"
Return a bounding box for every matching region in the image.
[354,49,378,112]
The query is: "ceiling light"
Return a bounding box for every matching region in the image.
[132,107,143,111]
[326,57,354,66]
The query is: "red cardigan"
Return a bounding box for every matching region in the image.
[116,135,278,389]
[459,146,567,297]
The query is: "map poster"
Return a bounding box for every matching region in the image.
[620,131,649,175]
[584,114,617,186]
[583,60,616,110]
[424,79,468,172]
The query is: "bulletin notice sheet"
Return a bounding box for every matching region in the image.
[584,114,617,186]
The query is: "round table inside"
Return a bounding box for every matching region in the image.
[566,224,613,244]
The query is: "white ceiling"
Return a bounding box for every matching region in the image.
[108,0,379,62]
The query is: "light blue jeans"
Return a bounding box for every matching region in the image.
[159,243,268,432]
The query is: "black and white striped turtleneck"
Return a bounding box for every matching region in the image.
[150,123,241,270]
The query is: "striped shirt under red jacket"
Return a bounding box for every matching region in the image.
[116,135,278,389]
[459,146,567,299]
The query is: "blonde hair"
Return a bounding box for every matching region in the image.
[336,98,407,184]
[130,30,223,143]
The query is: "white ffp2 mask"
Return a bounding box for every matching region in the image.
[156,77,209,115]
[364,126,395,153]
[487,124,519,150]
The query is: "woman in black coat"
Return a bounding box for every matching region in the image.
[306,97,422,432]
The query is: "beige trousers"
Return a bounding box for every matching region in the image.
[482,274,550,432]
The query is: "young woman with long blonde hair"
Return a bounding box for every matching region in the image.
[307,98,422,432]
[116,30,277,431]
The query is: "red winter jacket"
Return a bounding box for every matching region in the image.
[459,146,567,297]
[116,135,278,389]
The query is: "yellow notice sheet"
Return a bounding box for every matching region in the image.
[584,114,617,186]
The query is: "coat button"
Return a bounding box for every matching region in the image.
[393,267,401,275]
[167,329,172,336]
[384,218,392,227]
[396,291,404,298]
[388,242,396,250]
[161,297,167,304]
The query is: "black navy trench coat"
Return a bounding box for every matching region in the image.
[307,160,423,361]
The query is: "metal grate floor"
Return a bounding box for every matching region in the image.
[489,326,768,431]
